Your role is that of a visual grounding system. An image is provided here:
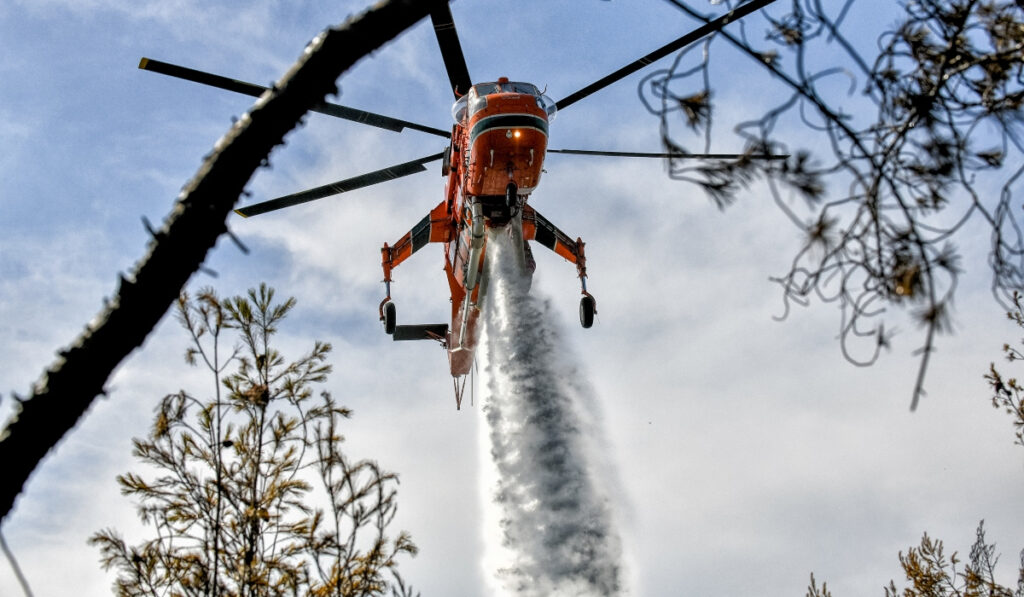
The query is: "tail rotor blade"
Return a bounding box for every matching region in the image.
[429,3,472,97]
[554,0,778,112]
[139,58,450,138]
[235,152,444,218]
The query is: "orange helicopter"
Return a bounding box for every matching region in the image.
[139,1,778,408]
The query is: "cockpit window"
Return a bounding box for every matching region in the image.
[451,95,469,123]
[470,81,540,96]
[452,81,556,123]
[473,83,500,96]
[507,82,539,95]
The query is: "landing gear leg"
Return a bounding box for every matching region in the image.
[379,277,397,335]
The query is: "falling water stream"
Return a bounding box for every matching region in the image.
[477,226,623,596]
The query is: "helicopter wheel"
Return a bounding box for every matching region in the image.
[383,301,397,335]
[579,295,595,329]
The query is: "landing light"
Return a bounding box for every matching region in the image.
[505,129,521,139]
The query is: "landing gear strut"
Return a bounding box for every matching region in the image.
[379,276,397,335]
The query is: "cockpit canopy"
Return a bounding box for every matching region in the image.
[472,81,539,96]
[452,79,557,123]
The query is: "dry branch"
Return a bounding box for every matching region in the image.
[0,0,438,523]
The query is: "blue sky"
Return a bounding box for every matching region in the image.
[2,1,1024,595]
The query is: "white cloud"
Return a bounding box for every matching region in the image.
[4,2,1024,596]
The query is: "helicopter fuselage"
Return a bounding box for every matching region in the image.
[380,78,585,402]
[443,79,555,377]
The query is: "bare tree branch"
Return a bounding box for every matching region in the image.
[645,0,1024,409]
[0,0,439,524]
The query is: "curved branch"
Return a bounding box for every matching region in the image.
[0,0,439,523]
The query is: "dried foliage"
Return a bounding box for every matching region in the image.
[90,286,416,597]
[985,291,1024,447]
[806,521,1024,595]
[645,0,1024,409]
[879,522,1023,596]
[806,572,833,597]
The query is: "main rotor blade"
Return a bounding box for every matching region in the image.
[429,3,472,97]
[139,58,450,138]
[235,152,444,218]
[554,0,778,112]
[548,149,787,159]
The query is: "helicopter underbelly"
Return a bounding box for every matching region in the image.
[466,114,547,196]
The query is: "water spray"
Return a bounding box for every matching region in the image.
[478,227,623,596]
